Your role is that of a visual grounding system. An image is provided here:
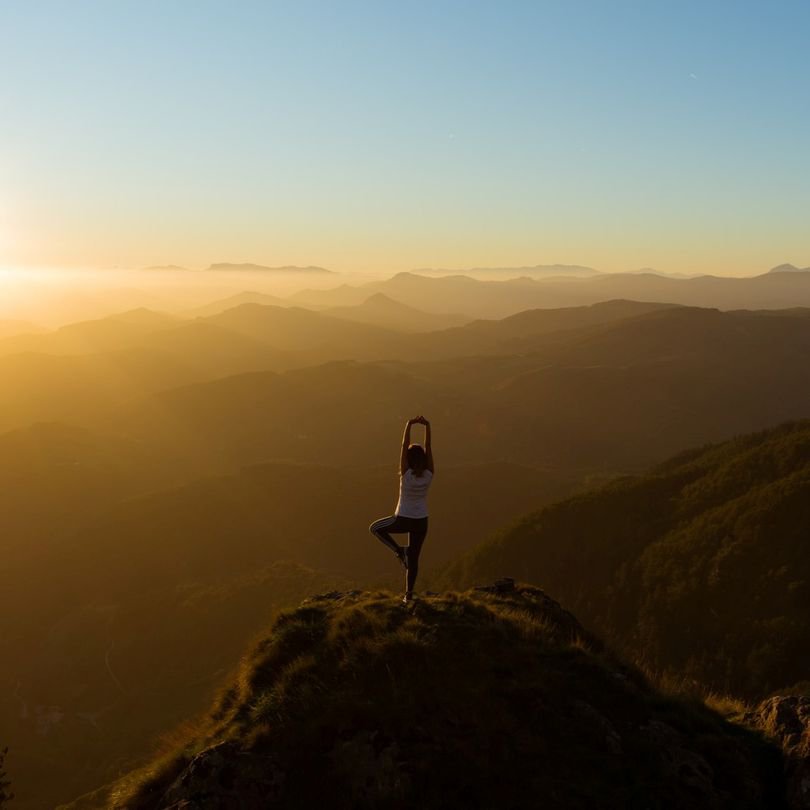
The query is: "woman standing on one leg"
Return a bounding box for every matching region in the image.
[369,416,434,605]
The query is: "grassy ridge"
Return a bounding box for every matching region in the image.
[84,586,783,810]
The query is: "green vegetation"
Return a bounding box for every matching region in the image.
[439,421,810,699]
[79,586,783,810]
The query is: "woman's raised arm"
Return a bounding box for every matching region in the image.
[423,418,434,473]
[400,418,414,475]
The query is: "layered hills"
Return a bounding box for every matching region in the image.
[5,301,810,471]
[4,288,810,808]
[0,453,570,809]
[0,319,46,339]
[205,263,333,274]
[183,291,291,318]
[290,269,810,316]
[322,293,470,332]
[108,305,810,473]
[414,262,602,278]
[0,308,178,356]
[439,420,810,698]
[6,563,348,810]
[63,585,784,810]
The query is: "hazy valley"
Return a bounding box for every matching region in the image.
[5,5,810,806]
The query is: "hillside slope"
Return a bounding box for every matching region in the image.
[2,562,350,810]
[439,421,810,697]
[66,584,783,809]
[0,456,572,810]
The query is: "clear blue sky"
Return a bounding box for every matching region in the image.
[1,0,808,274]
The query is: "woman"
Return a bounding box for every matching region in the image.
[369,415,434,605]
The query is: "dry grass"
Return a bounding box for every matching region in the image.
[703,691,751,719]
[111,585,782,810]
[635,660,752,719]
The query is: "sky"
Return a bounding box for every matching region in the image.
[1,0,809,276]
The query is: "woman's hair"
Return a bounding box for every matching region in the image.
[406,443,427,476]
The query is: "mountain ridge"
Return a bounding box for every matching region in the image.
[290,269,810,317]
[205,263,334,274]
[322,293,470,332]
[768,264,810,274]
[61,583,785,809]
[413,263,601,277]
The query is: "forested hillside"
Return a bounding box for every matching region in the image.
[439,421,810,698]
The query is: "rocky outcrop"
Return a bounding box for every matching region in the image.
[80,584,789,809]
[745,696,810,809]
[160,741,283,810]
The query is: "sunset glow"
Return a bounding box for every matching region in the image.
[1,1,808,276]
[3,4,810,809]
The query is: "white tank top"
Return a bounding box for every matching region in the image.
[395,469,433,518]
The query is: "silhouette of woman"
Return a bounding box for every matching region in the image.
[369,416,434,605]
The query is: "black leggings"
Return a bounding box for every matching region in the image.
[369,514,428,593]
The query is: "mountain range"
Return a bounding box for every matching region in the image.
[0,319,47,339]
[413,263,601,278]
[4,300,810,472]
[3,283,810,808]
[289,269,810,317]
[205,263,334,274]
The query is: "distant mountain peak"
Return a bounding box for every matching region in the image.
[107,306,176,324]
[414,264,600,278]
[114,306,162,316]
[768,263,810,274]
[206,263,334,274]
[362,292,411,308]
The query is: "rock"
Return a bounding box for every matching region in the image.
[640,720,716,798]
[305,589,364,604]
[329,730,410,803]
[744,695,810,809]
[160,741,284,810]
[473,577,516,594]
[571,700,623,755]
[305,590,345,602]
